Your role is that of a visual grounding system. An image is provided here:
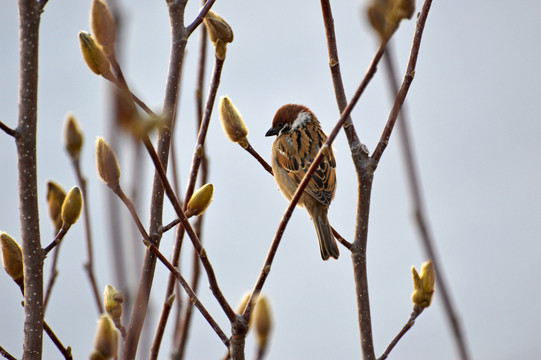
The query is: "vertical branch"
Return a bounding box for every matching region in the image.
[382,47,470,360]
[122,0,188,358]
[173,14,209,359]
[17,0,44,358]
[72,161,104,315]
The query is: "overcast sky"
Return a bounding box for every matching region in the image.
[1,0,540,359]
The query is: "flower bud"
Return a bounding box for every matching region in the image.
[93,314,119,359]
[96,137,121,189]
[411,260,435,308]
[47,181,67,232]
[104,285,126,337]
[61,187,83,227]
[186,184,214,217]
[90,0,116,57]
[64,114,84,161]
[367,0,414,41]
[0,233,24,291]
[254,295,273,349]
[203,10,234,46]
[219,96,248,146]
[104,285,123,322]
[79,31,111,76]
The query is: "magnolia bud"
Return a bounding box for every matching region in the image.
[254,295,273,349]
[93,314,119,359]
[104,285,126,337]
[47,181,67,232]
[237,292,256,330]
[104,285,123,321]
[186,184,214,217]
[96,137,121,189]
[367,0,415,40]
[411,260,435,308]
[79,31,111,76]
[219,96,248,146]
[64,114,84,161]
[0,233,24,291]
[203,10,234,45]
[61,187,83,227]
[90,0,116,57]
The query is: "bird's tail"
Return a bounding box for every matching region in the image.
[312,210,339,260]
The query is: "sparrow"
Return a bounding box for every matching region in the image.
[266,104,339,260]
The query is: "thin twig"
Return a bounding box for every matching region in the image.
[378,306,424,360]
[112,181,229,345]
[0,345,17,360]
[72,159,104,315]
[43,244,61,311]
[161,218,182,233]
[43,321,73,360]
[186,0,217,35]
[372,1,432,163]
[144,240,230,347]
[243,142,274,175]
[43,227,68,255]
[383,45,470,360]
[0,121,17,137]
[141,135,236,321]
[172,16,209,359]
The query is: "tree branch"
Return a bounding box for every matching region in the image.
[17,1,44,357]
[0,121,17,137]
[383,46,470,360]
[122,1,188,357]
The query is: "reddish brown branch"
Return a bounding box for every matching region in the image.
[383,47,470,360]
[0,121,17,138]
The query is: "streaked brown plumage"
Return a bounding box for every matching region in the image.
[266,104,339,260]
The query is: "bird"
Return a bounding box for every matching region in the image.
[265,104,339,260]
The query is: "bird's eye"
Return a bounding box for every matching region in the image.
[276,122,283,128]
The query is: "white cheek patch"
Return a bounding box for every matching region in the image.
[291,111,311,131]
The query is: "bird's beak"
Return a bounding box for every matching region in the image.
[265,127,278,137]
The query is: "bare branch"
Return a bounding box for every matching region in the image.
[378,306,424,360]
[0,121,17,137]
[186,0,217,35]
[17,2,45,357]
[383,46,471,360]
[0,346,17,360]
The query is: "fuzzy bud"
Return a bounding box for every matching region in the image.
[367,0,415,41]
[411,260,435,308]
[186,184,214,217]
[203,10,234,46]
[254,295,273,349]
[104,285,126,337]
[0,233,24,291]
[93,314,119,359]
[61,187,83,227]
[79,31,111,76]
[96,137,121,189]
[64,114,84,161]
[219,96,248,145]
[90,0,117,57]
[47,181,67,232]
[104,285,123,322]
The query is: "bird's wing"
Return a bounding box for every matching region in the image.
[275,128,336,207]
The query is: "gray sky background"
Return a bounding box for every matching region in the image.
[1,0,540,359]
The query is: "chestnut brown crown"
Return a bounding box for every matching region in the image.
[265,104,320,137]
